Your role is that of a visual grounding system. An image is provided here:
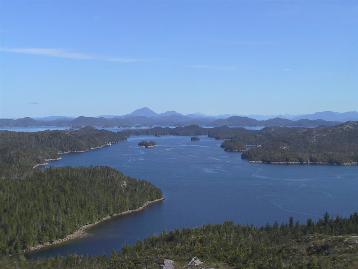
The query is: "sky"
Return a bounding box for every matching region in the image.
[0,0,357,118]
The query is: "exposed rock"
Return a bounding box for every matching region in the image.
[188,257,204,267]
[161,259,175,269]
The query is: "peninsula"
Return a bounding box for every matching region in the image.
[0,128,163,255]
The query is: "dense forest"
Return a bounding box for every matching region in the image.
[216,122,358,165]
[1,213,358,268]
[0,167,162,254]
[0,127,127,179]
[0,128,162,254]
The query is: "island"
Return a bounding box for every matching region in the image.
[138,140,156,148]
[190,136,200,142]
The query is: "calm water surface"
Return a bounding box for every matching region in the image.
[0,127,70,132]
[30,136,358,258]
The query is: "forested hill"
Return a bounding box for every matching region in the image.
[0,127,163,254]
[0,167,162,254]
[0,127,127,179]
[1,213,358,268]
[217,122,358,165]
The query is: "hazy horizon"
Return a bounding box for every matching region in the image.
[2,106,358,120]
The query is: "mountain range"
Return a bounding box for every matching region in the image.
[290,111,358,122]
[1,107,357,128]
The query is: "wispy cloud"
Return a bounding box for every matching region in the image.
[28,101,39,105]
[189,64,237,71]
[106,57,148,63]
[0,47,148,63]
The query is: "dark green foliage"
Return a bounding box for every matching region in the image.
[1,214,358,268]
[124,125,208,137]
[138,140,156,148]
[218,122,358,165]
[0,167,162,254]
[0,127,162,255]
[0,127,127,179]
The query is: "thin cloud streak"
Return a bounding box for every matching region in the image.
[0,47,149,63]
[190,64,237,71]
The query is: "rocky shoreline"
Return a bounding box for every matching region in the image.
[25,197,164,253]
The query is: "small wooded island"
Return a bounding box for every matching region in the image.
[138,140,156,148]
[191,136,200,142]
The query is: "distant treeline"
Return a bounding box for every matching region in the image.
[216,122,358,165]
[0,114,339,129]
[1,213,358,268]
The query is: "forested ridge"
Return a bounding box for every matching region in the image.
[0,127,127,179]
[0,128,162,254]
[216,122,358,165]
[1,213,358,268]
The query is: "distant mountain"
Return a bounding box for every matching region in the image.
[212,116,259,127]
[0,108,347,128]
[0,117,39,127]
[128,107,158,118]
[212,116,338,128]
[34,116,74,121]
[160,111,183,117]
[292,111,358,122]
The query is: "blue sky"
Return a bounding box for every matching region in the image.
[0,0,357,118]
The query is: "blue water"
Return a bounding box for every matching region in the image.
[0,127,70,132]
[30,135,358,258]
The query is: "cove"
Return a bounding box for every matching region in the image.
[30,135,358,258]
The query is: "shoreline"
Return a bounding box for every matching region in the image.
[249,160,358,166]
[32,142,117,169]
[25,197,164,254]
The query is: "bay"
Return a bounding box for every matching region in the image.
[30,135,358,258]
